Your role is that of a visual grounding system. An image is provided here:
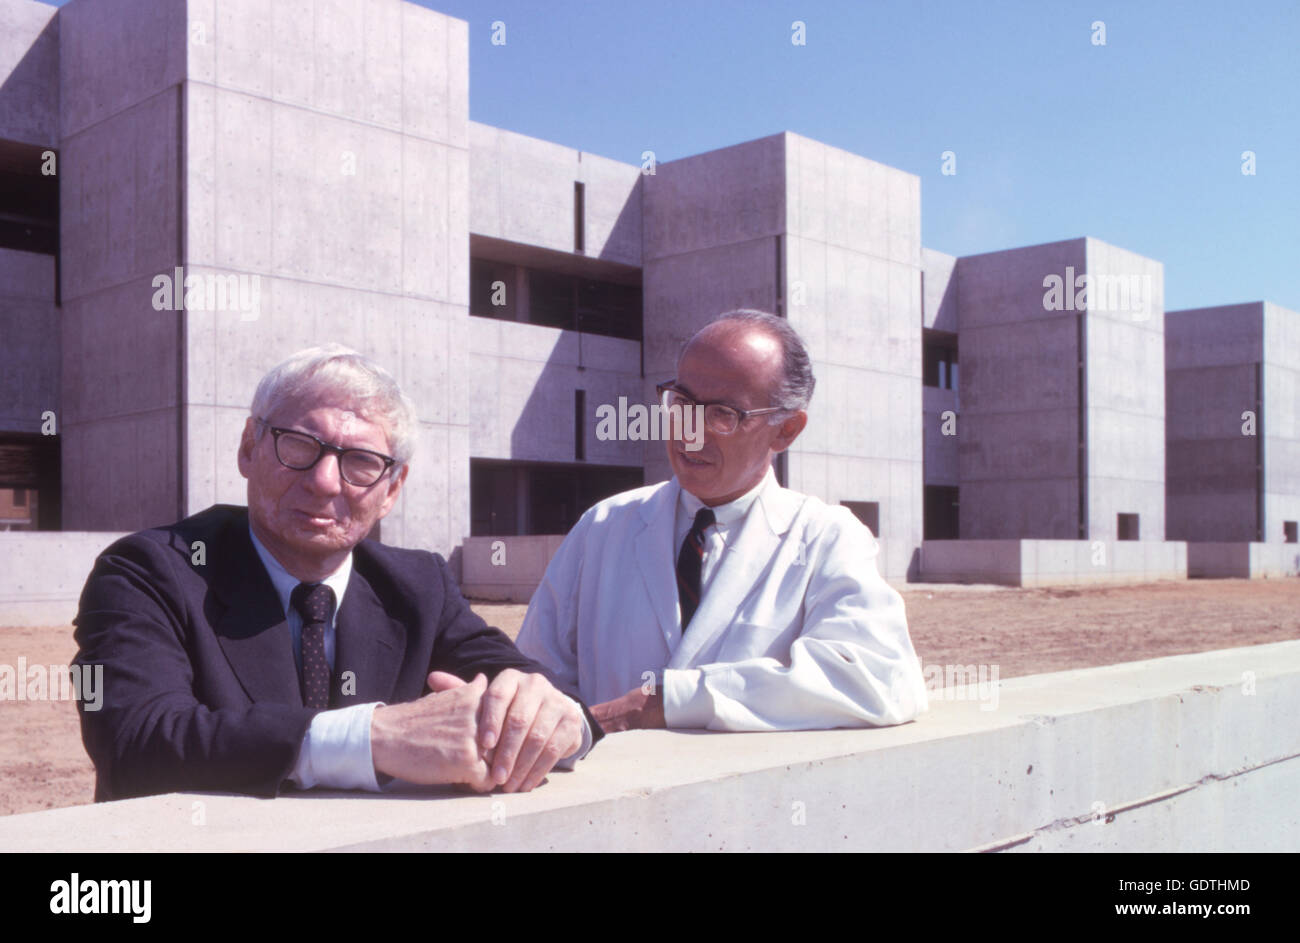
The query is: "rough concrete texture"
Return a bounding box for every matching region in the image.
[0,0,56,145]
[920,539,1187,586]
[0,531,128,626]
[0,641,1294,851]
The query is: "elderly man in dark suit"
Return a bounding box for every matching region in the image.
[73,344,597,801]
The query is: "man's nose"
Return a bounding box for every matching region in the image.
[303,451,345,493]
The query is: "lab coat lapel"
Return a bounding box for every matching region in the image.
[668,477,807,669]
[634,479,682,650]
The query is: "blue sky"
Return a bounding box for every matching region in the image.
[422,0,1299,312]
[42,0,1300,311]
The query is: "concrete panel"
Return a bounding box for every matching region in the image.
[921,247,958,332]
[0,530,130,626]
[955,238,1086,330]
[57,0,186,139]
[59,90,181,301]
[460,534,566,602]
[960,479,1078,540]
[0,0,57,145]
[1165,302,1263,370]
[642,134,785,261]
[6,643,1293,851]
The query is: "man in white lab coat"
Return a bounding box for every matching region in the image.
[516,310,928,732]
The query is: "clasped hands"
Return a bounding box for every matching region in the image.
[370,669,584,793]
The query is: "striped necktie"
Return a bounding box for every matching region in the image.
[676,507,716,631]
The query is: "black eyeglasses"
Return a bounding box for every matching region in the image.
[655,380,786,436]
[257,420,396,487]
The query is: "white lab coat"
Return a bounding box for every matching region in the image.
[516,474,928,731]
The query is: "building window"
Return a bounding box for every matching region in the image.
[471,459,643,537]
[924,486,959,540]
[0,139,58,256]
[0,435,59,530]
[470,257,643,341]
[923,331,958,391]
[1285,521,1298,544]
[842,501,881,538]
[1117,513,1140,541]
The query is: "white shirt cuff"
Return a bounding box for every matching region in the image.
[663,668,711,728]
[553,695,594,770]
[288,702,384,792]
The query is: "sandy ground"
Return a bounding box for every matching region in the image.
[2,578,1297,817]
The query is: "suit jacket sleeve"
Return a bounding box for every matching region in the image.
[73,535,318,801]
[663,510,929,731]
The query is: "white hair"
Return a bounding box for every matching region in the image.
[250,344,418,467]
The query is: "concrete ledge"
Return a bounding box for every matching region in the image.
[1188,542,1300,579]
[2,642,1296,851]
[0,531,128,626]
[920,539,1188,586]
[460,534,566,602]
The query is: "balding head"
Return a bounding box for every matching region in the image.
[680,310,815,417]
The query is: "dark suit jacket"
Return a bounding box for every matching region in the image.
[72,504,601,801]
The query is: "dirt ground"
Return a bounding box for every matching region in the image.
[2,578,1297,818]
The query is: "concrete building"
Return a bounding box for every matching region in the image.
[0,0,1292,607]
[0,0,927,591]
[918,238,1185,584]
[1166,301,1300,577]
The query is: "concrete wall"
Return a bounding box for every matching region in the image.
[920,539,1187,587]
[784,133,923,581]
[1262,302,1300,543]
[1165,303,1264,542]
[955,240,1085,539]
[460,534,566,602]
[179,0,472,557]
[469,319,642,466]
[57,0,188,531]
[0,0,57,146]
[0,249,57,435]
[1187,542,1300,579]
[2,641,1294,851]
[0,530,128,626]
[1084,239,1166,541]
[469,121,641,266]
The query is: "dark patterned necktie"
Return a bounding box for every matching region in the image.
[291,582,336,709]
[676,507,716,631]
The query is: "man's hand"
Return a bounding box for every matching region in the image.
[590,687,666,732]
[370,673,494,790]
[473,668,585,793]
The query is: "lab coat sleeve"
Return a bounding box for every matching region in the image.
[515,514,588,699]
[663,511,929,731]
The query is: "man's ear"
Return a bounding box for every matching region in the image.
[771,410,807,453]
[236,417,257,480]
